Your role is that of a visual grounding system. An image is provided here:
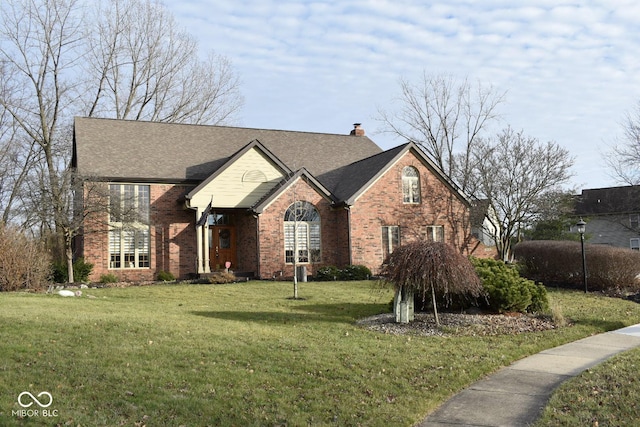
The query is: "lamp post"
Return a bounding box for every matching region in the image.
[576,218,587,293]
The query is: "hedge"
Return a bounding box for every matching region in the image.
[315,265,372,281]
[514,240,640,291]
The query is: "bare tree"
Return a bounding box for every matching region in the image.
[0,0,243,282]
[378,73,505,192]
[0,106,41,225]
[606,101,640,185]
[0,0,82,280]
[471,127,574,260]
[82,0,243,125]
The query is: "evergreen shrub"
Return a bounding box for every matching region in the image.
[99,273,119,284]
[52,258,94,283]
[315,265,372,281]
[471,257,549,313]
[157,271,175,282]
[339,265,372,281]
[315,266,340,281]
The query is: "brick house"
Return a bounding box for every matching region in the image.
[72,117,479,281]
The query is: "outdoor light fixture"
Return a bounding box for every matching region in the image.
[577,218,587,293]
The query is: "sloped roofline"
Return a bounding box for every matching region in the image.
[185,139,291,202]
[575,185,640,215]
[252,168,336,214]
[73,117,383,183]
[343,141,472,206]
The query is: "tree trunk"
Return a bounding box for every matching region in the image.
[66,248,74,283]
[66,230,74,283]
[431,285,440,326]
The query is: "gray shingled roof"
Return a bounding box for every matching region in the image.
[73,117,470,206]
[575,186,640,215]
[318,144,407,203]
[72,117,382,183]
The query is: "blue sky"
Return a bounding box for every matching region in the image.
[165,0,640,190]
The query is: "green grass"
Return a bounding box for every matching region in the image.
[1,282,640,426]
[535,347,640,426]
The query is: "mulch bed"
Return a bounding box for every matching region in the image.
[356,311,562,337]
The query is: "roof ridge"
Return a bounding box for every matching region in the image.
[75,116,365,139]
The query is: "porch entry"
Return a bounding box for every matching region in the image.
[208,213,237,270]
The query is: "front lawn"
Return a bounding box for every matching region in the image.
[535,345,640,426]
[1,281,640,426]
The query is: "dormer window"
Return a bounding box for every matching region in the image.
[402,166,421,204]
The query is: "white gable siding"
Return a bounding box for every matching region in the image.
[189,148,284,208]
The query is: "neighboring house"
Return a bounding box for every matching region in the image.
[469,199,498,258]
[574,185,640,250]
[72,117,481,281]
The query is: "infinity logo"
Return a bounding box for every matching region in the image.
[17,391,53,408]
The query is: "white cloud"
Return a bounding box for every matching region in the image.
[165,0,640,189]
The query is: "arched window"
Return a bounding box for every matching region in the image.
[284,201,321,264]
[402,166,421,203]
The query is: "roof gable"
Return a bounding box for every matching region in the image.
[186,140,289,209]
[252,168,335,214]
[325,142,471,206]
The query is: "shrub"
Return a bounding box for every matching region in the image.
[0,225,51,291]
[51,262,66,283]
[208,272,236,284]
[471,257,549,313]
[52,258,94,283]
[99,273,119,284]
[315,266,340,281]
[515,240,640,291]
[157,270,175,282]
[316,265,372,281]
[339,265,372,281]
[73,258,94,282]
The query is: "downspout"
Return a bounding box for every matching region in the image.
[255,213,261,279]
[346,205,353,265]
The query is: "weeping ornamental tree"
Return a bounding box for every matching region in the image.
[379,242,483,326]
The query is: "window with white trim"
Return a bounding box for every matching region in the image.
[284,201,321,264]
[382,226,400,259]
[109,184,150,269]
[402,166,421,204]
[630,214,639,229]
[426,225,444,242]
[631,238,640,251]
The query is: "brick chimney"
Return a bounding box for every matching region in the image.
[350,123,365,136]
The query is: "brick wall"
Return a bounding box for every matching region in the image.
[349,151,475,274]
[236,212,258,273]
[256,177,346,279]
[80,151,479,282]
[81,182,196,282]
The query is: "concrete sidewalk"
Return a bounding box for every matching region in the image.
[417,324,640,427]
